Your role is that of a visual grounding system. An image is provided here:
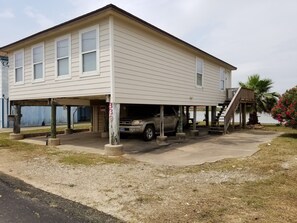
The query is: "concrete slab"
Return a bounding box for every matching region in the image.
[19,129,281,166]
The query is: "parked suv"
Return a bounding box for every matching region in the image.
[120,105,181,141]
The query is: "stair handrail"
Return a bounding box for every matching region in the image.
[223,87,254,133]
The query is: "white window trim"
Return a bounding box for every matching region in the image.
[219,67,225,91]
[79,25,100,77]
[31,42,45,82]
[14,49,25,85]
[195,57,204,88]
[55,34,71,80]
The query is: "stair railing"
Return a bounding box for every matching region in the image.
[223,87,254,133]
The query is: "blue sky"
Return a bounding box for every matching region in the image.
[0,0,296,94]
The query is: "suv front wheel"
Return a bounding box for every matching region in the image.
[143,125,155,141]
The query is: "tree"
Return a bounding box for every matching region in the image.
[271,86,297,128]
[239,74,279,125]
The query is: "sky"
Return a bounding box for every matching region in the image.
[0,0,296,94]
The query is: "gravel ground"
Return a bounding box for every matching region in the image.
[0,148,266,222]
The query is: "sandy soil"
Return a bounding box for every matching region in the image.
[0,148,266,223]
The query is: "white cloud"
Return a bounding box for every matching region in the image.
[24,6,55,29]
[0,9,15,19]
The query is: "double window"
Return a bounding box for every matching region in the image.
[80,26,99,75]
[56,36,71,78]
[196,58,203,87]
[32,44,44,80]
[14,50,24,83]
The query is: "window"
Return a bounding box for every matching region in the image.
[32,44,44,80]
[14,50,24,83]
[56,36,70,77]
[220,68,225,90]
[196,58,203,86]
[80,26,99,75]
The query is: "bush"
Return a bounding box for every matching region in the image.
[271,86,297,127]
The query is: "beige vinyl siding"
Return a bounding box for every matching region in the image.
[9,19,111,101]
[113,18,227,106]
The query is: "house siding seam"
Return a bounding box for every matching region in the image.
[8,18,111,101]
[113,18,229,106]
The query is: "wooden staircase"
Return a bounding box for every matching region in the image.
[209,87,255,135]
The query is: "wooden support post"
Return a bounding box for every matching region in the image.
[205,106,209,127]
[211,106,217,126]
[90,106,93,132]
[65,105,72,134]
[67,106,71,129]
[14,105,21,134]
[176,105,186,140]
[190,106,199,136]
[48,100,60,146]
[157,105,168,144]
[242,103,247,128]
[51,101,57,138]
[186,106,190,126]
[104,103,123,156]
[160,105,165,137]
[9,105,24,140]
[109,103,120,145]
[193,106,197,130]
[177,105,183,133]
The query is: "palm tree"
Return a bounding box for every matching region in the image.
[239,74,279,125]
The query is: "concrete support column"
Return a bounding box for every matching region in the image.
[10,105,24,140]
[104,103,123,156]
[48,100,60,146]
[65,105,72,134]
[176,105,186,140]
[205,106,209,127]
[211,106,217,126]
[157,105,168,145]
[190,106,199,136]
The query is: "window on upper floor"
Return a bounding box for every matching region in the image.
[32,44,44,80]
[56,36,70,78]
[80,26,99,75]
[14,50,24,83]
[196,58,203,87]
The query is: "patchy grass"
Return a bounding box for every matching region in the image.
[20,123,91,134]
[58,153,127,166]
[0,132,126,166]
[157,127,297,222]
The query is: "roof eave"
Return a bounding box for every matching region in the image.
[0,4,237,70]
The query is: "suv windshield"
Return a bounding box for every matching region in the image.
[121,105,159,118]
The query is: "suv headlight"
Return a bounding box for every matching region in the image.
[131,120,143,125]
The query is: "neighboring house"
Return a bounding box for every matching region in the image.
[0,4,253,154]
[0,54,9,128]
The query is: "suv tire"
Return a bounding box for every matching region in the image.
[143,125,155,141]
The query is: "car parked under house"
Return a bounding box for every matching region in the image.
[0,4,254,155]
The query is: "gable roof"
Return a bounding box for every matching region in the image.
[0,4,236,70]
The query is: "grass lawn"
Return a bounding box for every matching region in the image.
[168,125,297,222]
